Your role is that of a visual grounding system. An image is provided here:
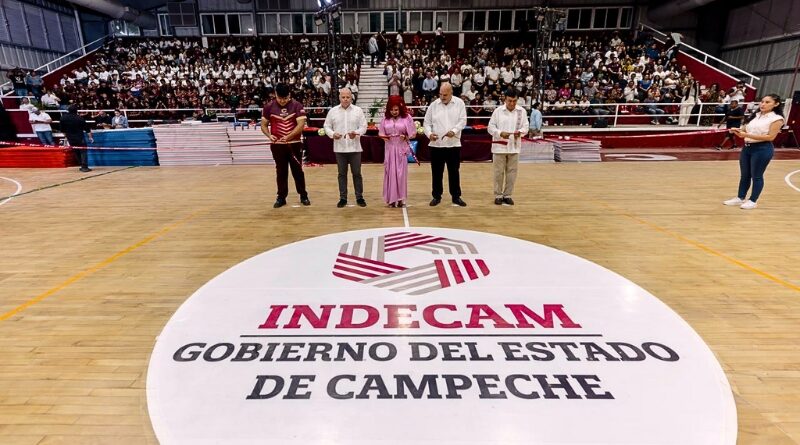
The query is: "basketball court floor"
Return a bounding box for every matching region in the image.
[1,159,799,444]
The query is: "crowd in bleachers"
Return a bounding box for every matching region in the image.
[39,36,362,120]
[382,29,750,126]
[12,28,752,128]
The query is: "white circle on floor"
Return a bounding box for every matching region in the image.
[147,228,736,445]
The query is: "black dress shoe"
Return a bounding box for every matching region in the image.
[503,197,515,206]
[356,198,367,207]
[274,198,287,208]
[300,196,311,206]
[337,199,347,208]
[79,167,92,172]
[453,198,467,207]
[430,198,441,206]
[494,198,503,205]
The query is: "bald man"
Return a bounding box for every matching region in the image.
[324,88,368,207]
[423,82,468,206]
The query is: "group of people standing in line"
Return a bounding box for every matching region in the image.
[40,79,781,212]
[261,82,543,209]
[261,82,785,211]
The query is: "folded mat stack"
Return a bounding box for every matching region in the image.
[552,137,602,162]
[154,122,233,166]
[87,128,158,166]
[519,138,555,163]
[227,125,274,165]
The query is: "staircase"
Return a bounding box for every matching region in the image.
[356,57,388,112]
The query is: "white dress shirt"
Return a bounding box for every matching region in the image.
[743,111,784,143]
[323,104,368,153]
[488,105,528,153]
[29,112,53,132]
[423,96,468,148]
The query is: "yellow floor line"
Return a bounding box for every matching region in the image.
[601,202,800,293]
[0,208,208,322]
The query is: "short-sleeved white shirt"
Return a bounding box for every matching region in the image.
[744,111,784,143]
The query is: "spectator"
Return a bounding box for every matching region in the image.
[19,97,36,114]
[623,81,637,102]
[716,100,744,150]
[112,109,129,129]
[25,71,44,99]
[528,102,543,137]
[434,22,445,51]
[679,81,699,126]
[396,30,404,53]
[368,34,379,68]
[60,105,94,172]
[422,72,438,102]
[29,108,55,145]
[378,31,387,63]
[94,111,113,129]
[388,74,402,96]
[9,67,28,97]
[411,31,422,48]
[643,92,665,124]
[40,90,62,109]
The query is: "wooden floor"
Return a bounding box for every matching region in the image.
[1,160,799,444]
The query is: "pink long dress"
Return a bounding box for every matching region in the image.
[379,115,416,205]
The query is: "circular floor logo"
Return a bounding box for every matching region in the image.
[147,228,736,445]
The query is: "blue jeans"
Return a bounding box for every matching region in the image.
[15,88,28,98]
[737,142,774,202]
[36,131,54,145]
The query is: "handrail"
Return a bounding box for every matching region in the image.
[7,102,756,133]
[1,35,109,95]
[639,24,760,86]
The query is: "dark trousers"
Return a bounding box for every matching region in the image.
[67,136,88,168]
[720,130,738,148]
[430,147,461,200]
[370,52,377,68]
[270,142,307,200]
[737,142,774,202]
[335,152,363,200]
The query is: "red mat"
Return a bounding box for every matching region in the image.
[0,145,77,168]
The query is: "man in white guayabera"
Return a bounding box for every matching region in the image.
[488,89,528,206]
[423,82,468,207]
[324,88,368,208]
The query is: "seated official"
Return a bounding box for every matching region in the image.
[111,109,129,129]
[94,111,113,129]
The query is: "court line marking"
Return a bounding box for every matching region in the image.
[785,169,800,193]
[0,167,135,203]
[0,177,23,207]
[0,207,209,322]
[603,203,800,293]
[402,205,410,227]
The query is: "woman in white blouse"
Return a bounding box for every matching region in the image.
[723,94,785,210]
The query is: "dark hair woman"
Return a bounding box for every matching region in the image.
[723,94,785,209]
[379,95,416,208]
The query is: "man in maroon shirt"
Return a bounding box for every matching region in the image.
[261,83,311,208]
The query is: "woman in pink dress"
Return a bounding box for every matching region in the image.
[378,95,416,207]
